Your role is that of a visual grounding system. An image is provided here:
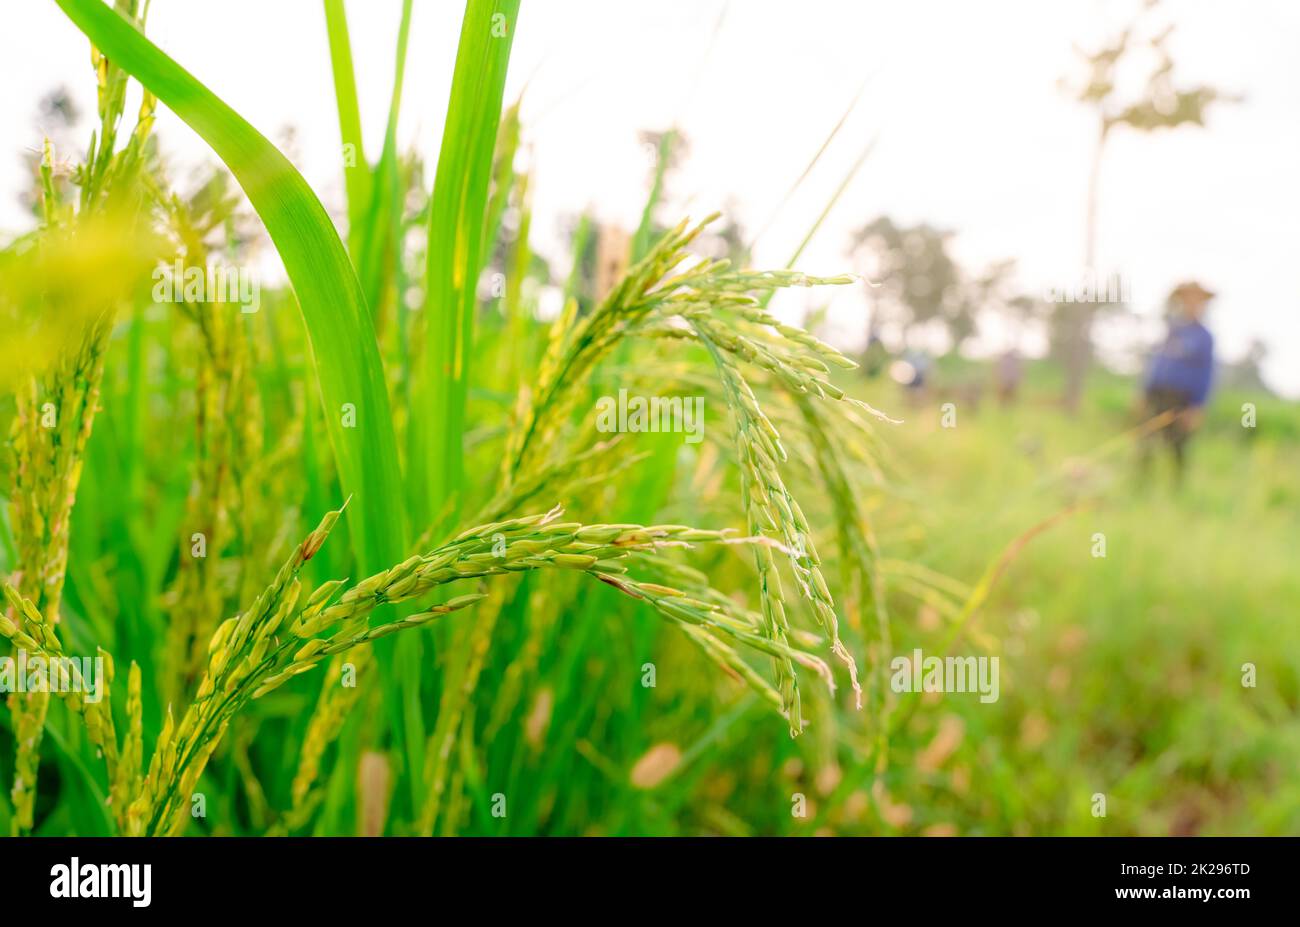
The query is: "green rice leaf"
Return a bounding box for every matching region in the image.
[323,0,371,246]
[410,0,521,525]
[54,0,409,576]
[352,0,413,328]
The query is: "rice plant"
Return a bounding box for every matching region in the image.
[0,0,913,837]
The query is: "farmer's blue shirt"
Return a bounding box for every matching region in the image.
[1145,320,1214,407]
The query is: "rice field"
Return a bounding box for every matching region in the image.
[1,0,1295,838]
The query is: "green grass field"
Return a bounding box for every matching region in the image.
[857,370,1300,836]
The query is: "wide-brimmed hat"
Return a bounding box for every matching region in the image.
[1170,281,1216,303]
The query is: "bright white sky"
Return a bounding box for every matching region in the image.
[4,1,1298,395]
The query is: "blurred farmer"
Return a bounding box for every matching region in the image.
[1140,281,1216,484]
[891,348,931,406]
[996,347,1023,405]
[862,332,889,378]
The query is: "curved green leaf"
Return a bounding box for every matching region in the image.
[411,0,520,526]
[54,0,407,575]
[322,0,371,244]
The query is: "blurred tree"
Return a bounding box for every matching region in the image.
[562,127,749,311]
[966,258,1052,354]
[37,86,79,131]
[849,216,968,352]
[1057,0,1235,411]
[1220,338,1273,394]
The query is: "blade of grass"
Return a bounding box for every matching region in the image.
[481,98,523,264]
[353,0,414,332]
[754,136,876,312]
[746,75,871,253]
[411,0,520,526]
[322,0,370,251]
[629,128,676,263]
[785,137,876,270]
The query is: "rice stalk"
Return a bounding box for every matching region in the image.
[156,184,263,704]
[795,394,895,766]
[20,0,930,838]
[5,0,156,830]
[5,489,833,835]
